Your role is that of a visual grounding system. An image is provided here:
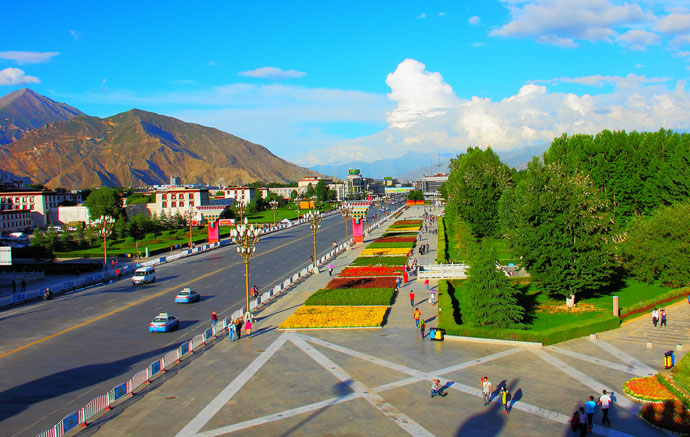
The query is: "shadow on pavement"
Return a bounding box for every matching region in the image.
[455,402,506,436]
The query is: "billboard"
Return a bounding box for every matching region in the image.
[0,247,10,265]
[385,187,413,193]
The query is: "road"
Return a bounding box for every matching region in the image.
[0,205,398,437]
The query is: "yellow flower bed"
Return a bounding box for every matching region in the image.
[279,305,388,329]
[388,226,420,232]
[360,247,410,256]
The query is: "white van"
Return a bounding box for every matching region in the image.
[132,267,156,285]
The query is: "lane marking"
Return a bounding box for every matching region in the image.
[546,345,650,377]
[0,221,341,360]
[588,338,656,375]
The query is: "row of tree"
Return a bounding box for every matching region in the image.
[441,129,690,327]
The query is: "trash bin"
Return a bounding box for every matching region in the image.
[429,327,436,339]
[430,328,444,341]
[665,350,675,369]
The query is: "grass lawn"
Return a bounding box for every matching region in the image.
[304,287,395,306]
[244,208,301,224]
[350,256,408,266]
[447,235,519,265]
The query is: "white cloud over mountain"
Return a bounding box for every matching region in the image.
[297,58,690,165]
[0,68,40,85]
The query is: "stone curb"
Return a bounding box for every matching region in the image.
[444,334,543,348]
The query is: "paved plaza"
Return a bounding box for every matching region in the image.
[75,206,687,437]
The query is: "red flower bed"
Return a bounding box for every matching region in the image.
[393,220,422,225]
[625,376,675,402]
[374,237,417,243]
[338,266,404,277]
[640,400,690,434]
[326,277,397,289]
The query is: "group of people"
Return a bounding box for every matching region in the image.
[227,312,254,341]
[480,377,512,414]
[570,390,613,435]
[651,308,667,327]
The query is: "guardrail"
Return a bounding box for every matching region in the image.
[417,263,468,279]
[34,206,403,437]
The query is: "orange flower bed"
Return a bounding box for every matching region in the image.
[338,266,404,277]
[624,376,676,403]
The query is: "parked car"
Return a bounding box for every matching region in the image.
[148,313,179,332]
[175,288,200,303]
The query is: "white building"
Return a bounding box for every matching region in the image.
[0,189,80,228]
[222,187,256,205]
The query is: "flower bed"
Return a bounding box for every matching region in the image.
[382,232,417,238]
[393,220,422,225]
[373,237,417,243]
[640,400,690,434]
[386,226,421,233]
[279,306,388,328]
[326,277,397,289]
[350,256,408,266]
[360,247,411,257]
[339,266,404,277]
[624,376,676,403]
[305,288,395,306]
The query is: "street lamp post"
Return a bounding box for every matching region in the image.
[230,218,262,316]
[94,215,115,272]
[235,203,247,224]
[340,203,351,246]
[269,200,279,225]
[306,208,322,273]
[182,207,195,249]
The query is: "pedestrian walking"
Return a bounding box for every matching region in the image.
[652,308,659,327]
[597,389,612,426]
[578,407,588,436]
[409,290,415,307]
[12,279,16,293]
[413,308,421,328]
[585,395,596,432]
[245,318,252,336]
[570,410,581,433]
[660,309,667,327]
[482,377,493,406]
[431,379,440,398]
[419,319,426,339]
[328,264,334,276]
[424,278,430,292]
[403,270,409,284]
[211,311,218,326]
[501,387,511,414]
[429,289,436,305]
[236,320,242,340]
[116,268,121,280]
[21,279,26,292]
[397,276,402,288]
[228,322,236,342]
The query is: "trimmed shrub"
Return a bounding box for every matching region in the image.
[437,217,447,263]
[144,233,156,240]
[366,241,415,249]
[304,288,395,306]
[124,236,136,244]
[620,287,689,320]
[350,256,408,266]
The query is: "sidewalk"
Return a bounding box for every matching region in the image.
[75,205,670,437]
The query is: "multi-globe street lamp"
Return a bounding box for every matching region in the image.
[340,203,351,245]
[182,207,196,249]
[235,203,247,223]
[94,215,115,271]
[306,207,322,273]
[230,218,262,315]
[269,199,279,225]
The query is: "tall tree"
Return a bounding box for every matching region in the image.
[315,180,329,202]
[462,244,524,328]
[85,188,125,221]
[445,147,513,237]
[621,202,690,287]
[502,159,617,301]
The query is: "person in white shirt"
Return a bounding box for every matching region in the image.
[652,308,659,327]
[597,389,612,426]
[482,377,493,406]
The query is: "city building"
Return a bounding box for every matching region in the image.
[419,174,449,197]
[0,188,80,228]
[154,187,210,221]
[0,209,32,235]
[222,187,256,205]
[346,169,366,195]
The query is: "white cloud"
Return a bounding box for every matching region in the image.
[69,30,82,40]
[417,13,427,19]
[385,59,460,128]
[298,59,690,166]
[490,0,654,47]
[616,29,660,49]
[208,61,217,67]
[655,12,690,34]
[670,34,690,47]
[0,67,40,85]
[0,51,59,64]
[468,16,480,26]
[635,63,645,68]
[438,12,447,17]
[238,67,307,79]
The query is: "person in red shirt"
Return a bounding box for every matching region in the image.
[409,290,415,307]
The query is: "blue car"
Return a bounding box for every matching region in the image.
[175,288,201,303]
[149,313,179,332]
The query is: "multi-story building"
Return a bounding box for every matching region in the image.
[222,187,256,205]
[0,188,80,228]
[346,169,366,195]
[154,188,210,221]
[0,209,32,235]
[419,174,449,197]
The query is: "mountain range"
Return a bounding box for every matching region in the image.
[0,89,318,189]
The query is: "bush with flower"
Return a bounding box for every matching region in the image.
[360,247,411,256]
[338,266,404,277]
[640,400,690,434]
[326,277,397,289]
[624,376,676,403]
[279,306,388,328]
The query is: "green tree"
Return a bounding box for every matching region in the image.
[621,202,690,287]
[85,188,125,221]
[315,180,329,202]
[445,147,513,237]
[452,216,475,261]
[290,190,298,202]
[306,183,315,198]
[462,244,524,328]
[407,190,424,201]
[502,159,617,301]
[29,229,54,260]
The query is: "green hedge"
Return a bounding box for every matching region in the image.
[304,287,395,306]
[620,287,689,320]
[366,241,415,249]
[657,373,690,410]
[437,279,621,345]
[351,256,408,266]
[437,217,447,263]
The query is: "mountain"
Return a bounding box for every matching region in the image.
[0,88,85,145]
[0,108,318,189]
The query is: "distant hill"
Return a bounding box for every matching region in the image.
[0,88,85,145]
[0,107,318,189]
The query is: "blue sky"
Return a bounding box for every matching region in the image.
[2,1,690,166]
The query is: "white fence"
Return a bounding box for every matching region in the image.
[417,263,468,279]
